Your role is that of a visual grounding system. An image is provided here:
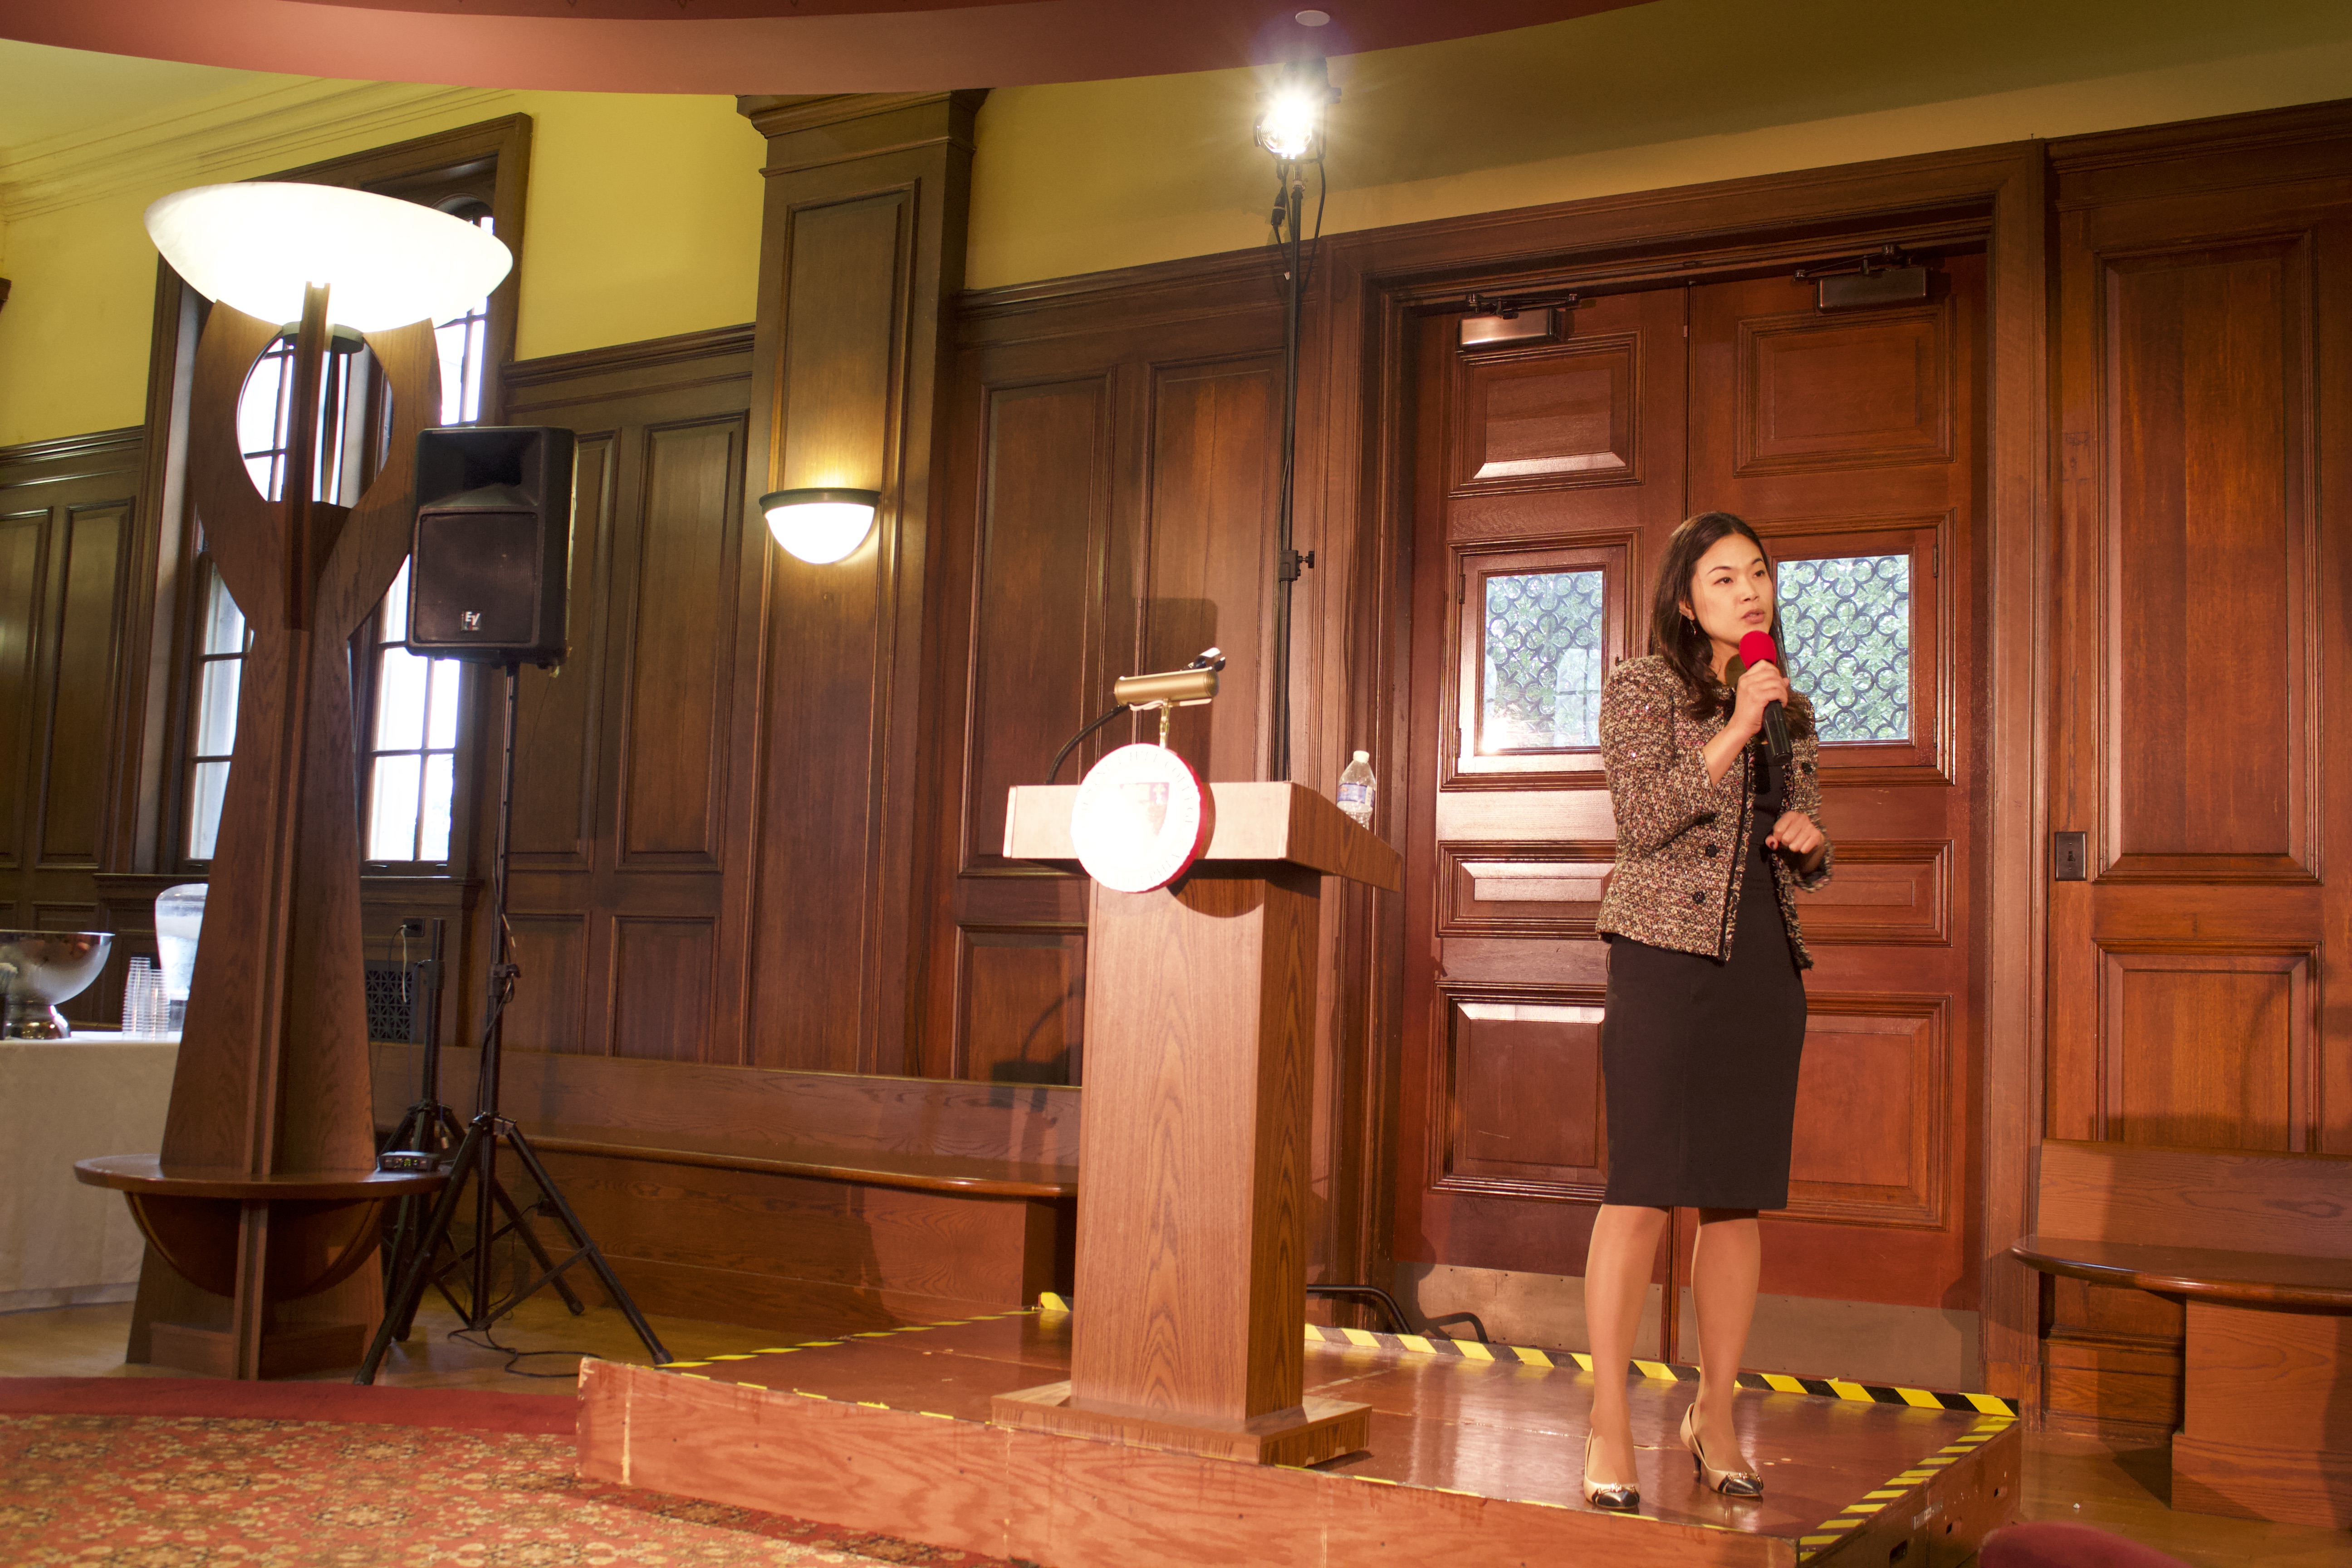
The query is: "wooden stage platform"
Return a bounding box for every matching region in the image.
[578,1304,2018,1567]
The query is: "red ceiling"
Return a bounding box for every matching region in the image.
[0,0,1651,96]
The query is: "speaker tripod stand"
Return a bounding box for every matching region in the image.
[374,915,584,1325]
[358,663,669,1383]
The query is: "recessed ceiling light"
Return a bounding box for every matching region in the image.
[1295,9,1332,25]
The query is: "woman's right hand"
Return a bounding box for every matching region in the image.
[1729,657,1791,741]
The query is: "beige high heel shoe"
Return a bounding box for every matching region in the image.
[1681,1404,1763,1497]
[1582,1431,1640,1512]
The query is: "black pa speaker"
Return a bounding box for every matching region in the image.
[407,426,574,667]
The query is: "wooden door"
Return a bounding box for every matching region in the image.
[1397,256,1987,1370]
[2043,127,2352,1434]
[1686,257,1984,1342]
[1396,288,1691,1347]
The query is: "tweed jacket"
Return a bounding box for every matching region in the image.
[1594,655,1834,970]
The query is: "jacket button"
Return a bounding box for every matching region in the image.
[1690,891,1706,905]
[1702,844,1719,858]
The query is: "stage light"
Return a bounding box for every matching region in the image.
[145,183,510,332]
[1254,57,1337,164]
[760,487,881,564]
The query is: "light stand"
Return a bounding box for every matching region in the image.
[1254,58,1334,783]
[358,663,669,1382]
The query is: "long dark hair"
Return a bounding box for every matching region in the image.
[1646,511,1815,737]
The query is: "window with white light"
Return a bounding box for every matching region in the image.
[356,198,492,866]
[363,561,462,862]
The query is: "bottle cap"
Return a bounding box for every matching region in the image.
[1352,750,1369,761]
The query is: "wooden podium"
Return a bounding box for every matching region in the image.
[989,782,1399,1466]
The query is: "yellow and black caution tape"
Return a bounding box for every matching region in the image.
[1793,1416,2015,1561]
[652,1308,1036,1370]
[1040,1293,2018,1418]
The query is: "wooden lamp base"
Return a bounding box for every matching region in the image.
[991,1381,1370,1467]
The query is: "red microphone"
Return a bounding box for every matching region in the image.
[1738,630,1794,766]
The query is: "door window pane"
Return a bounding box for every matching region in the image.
[1482,568,1605,750]
[1779,554,1911,743]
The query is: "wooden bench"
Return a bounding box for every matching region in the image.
[370,1044,1077,1336]
[2013,1138,2352,1528]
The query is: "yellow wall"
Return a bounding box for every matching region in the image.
[966,0,2352,288]
[5,0,2352,447]
[0,86,764,447]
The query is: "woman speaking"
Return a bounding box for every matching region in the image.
[1578,512,1833,1512]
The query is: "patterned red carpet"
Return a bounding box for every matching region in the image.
[0,1380,1015,1567]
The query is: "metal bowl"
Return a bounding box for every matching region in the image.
[0,931,114,1039]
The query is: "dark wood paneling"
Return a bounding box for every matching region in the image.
[960,377,1109,873]
[1437,988,1607,1196]
[2044,101,2352,1432]
[2102,950,2309,1151]
[609,916,714,1063]
[1792,839,1950,946]
[0,514,43,869]
[370,1042,1077,1327]
[1785,995,1947,1230]
[506,912,588,1055]
[501,327,755,1061]
[1141,357,1281,784]
[508,430,613,868]
[1454,335,1640,490]
[618,418,741,866]
[956,927,1084,1084]
[1436,840,1613,939]
[0,431,145,1024]
[775,194,905,490]
[39,503,130,866]
[920,262,1287,1088]
[1736,306,1952,475]
[740,93,982,1077]
[2104,239,2314,878]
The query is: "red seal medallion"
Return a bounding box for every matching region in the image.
[1069,743,1212,892]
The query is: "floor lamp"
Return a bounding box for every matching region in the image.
[80,186,509,1379]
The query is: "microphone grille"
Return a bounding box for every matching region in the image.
[1737,629,1779,667]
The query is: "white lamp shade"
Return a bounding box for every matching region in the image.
[760,488,880,565]
[145,182,513,333]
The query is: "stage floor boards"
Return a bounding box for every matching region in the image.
[581,1305,2019,1566]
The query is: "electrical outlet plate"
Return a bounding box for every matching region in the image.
[2052,831,2088,882]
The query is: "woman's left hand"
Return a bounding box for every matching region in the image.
[1767,810,1825,866]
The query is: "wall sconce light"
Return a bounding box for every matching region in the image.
[759,486,881,565]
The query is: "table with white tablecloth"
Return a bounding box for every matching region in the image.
[0,1034,177,1311]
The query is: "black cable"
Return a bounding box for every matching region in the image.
[1046,704,1126,784]
[1299,157,1328,294]
[446,1323,594,1379]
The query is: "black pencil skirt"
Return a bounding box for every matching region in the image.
[1601,809,1807,1211]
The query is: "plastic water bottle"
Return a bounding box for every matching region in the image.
[1337,750,1377,828]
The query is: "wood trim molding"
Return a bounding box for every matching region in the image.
[2048,96,2352,175]
[503,325,756,391]
[956,247,1288,325]
[0,426,144,474]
